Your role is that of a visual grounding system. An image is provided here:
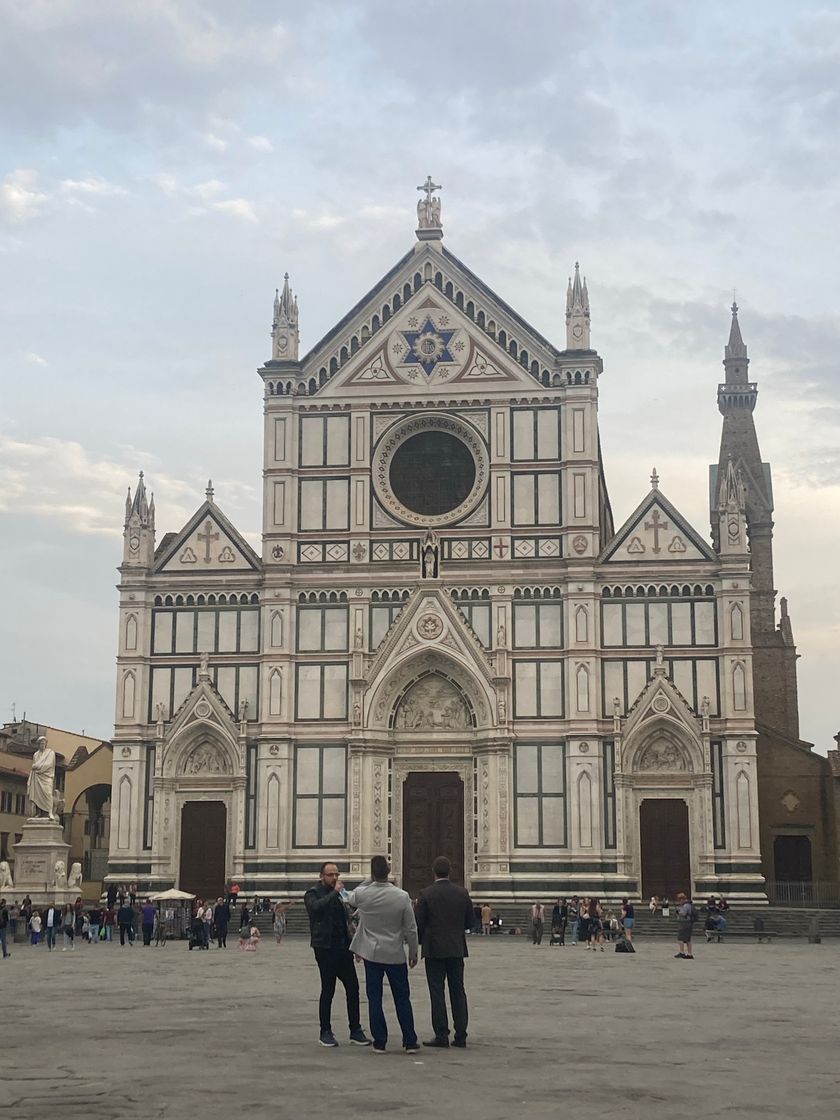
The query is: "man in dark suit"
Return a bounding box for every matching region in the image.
[415,856,474,1049]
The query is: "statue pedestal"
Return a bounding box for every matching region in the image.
[8,818,77,905]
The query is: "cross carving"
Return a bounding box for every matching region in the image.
[197,520,219,562]
[493,539,508,558]
[417,175,441,205]
[644,508,669,554]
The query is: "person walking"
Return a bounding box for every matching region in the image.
[62,904,76,951]
[43,903,59,951]
[117,900,135,946]
[551,898,568,946]
[480,902,492,936]
[273,900,293,945]
[213,897,230,948]
[530,901,545,945]
[29,909,42,946]
[415,856,473,1050]
[621,898,635,945]
[104,905,116,942]
[674,892,698,959]
[202,900,213,948]
[568,896,580,945]
[304,861,370,1049]
[9,902,20,946]
[0,898,9,958]
[88,906,102,945]
[141,898,156,946]
[345,856,419,1055]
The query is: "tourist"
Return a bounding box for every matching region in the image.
[103,904,116,941]
[578,898,590,947]
[21,895,32,924]
[61,904,76,951]
[649,895,659,913]
[129,881,138,906]
[674,892,698,959]
[117,884,126,907]
[229,880,241,908]
[106,882,118,910]
[9,901,20,945]
[238,902,250,936]
[622,897,635,944]
[43,903,60,951]
[481,902,492,936]
[29,909,42,946]
[551,898,567,946]
[74,896,84,938]
[88,905,102,945]
[0,898,9,958]
[141,898,156,946]
[587,898,605,951]
[273,899,293,945]
[154,904,167,946]
[303,861,370,1049]
[202,900,213,947]
[415,855,473,1049]
[239,923,261,951]
[117,899,135,946]
[568,896,580,945]
[213,897,231,948]
[530,901,545,945]
[344,855,418,1054]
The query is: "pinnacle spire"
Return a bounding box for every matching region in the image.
[725,301,748,363]
[130,470,149,519]
[565,261,591,349]
[271,272,300,361]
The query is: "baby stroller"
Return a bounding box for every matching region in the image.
[549,921,565,946]
[188,916,206,950]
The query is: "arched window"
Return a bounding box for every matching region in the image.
[730,603,744,641]
[732,662,747,711]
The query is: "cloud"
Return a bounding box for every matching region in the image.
[23,351,48,366]
[203,132,228,153]
[247,135,273,152]
[0,168,47,225]
[210,198,258,223]
[59,176,127,197]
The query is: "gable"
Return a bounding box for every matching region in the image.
[313,286,543,399]
[298,243,561,395]
[601,490,715,564]
[154,502,261,574]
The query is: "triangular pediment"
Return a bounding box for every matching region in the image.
[297,243,562,396]
[365,587,495,685]
[600,488,715,563]
[154,501,261,574]
[160,673,242,777]
[621,667,706,774]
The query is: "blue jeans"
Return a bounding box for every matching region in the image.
[363,960,417,1050]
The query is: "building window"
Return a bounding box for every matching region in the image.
[300,415,351,467]
[149,664,259,721]
[293,745,347,847]
[511,408,561,461]
[602,657,720,717]
[151,608,260,655]
[451,596,491,647]
[711,740,726,848]
[299,478,350,531]
[514,743,566,847]
[0,791,11,813]
[512,602,563,648]
[511,472,561,527]
[15,793,25,814]
[603,741,616,848]
[513,661,564,718]
[601,597,717,648]
[295,663,349,721]
[296,606,349,652]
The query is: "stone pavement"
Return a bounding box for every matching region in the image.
[4,935,840,1120]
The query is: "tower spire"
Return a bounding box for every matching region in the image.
[271,272,299,361]
[565,262,591,349]
[122,470,156,568]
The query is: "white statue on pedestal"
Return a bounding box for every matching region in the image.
[53,859,68,888]
[67,862,83,890]
[27,736,57,820]
[0,860,12,890]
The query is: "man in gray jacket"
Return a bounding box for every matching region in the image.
[345,855,419,1054]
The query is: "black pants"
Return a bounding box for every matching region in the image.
[424,956,468,1042]
[216,923,228,947]
[313,947,361,1034]
[119,923,134,945]
[142,923,153,946]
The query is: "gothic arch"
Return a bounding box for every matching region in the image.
[625,719,701,775]
[367,649,493,731]
[161,718,240,780]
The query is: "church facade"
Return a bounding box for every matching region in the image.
[107,184,827,903]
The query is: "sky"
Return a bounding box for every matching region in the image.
[1,1,838,749]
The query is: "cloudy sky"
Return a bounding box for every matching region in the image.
[1,1,838,750]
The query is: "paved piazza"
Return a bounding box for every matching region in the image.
[5,936,840,1119]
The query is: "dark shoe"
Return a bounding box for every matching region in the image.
[452,1038,467,1048]
[319,1030,339,1047]
[372,1045,386,1053]
[404,1043,420,1054]
[674,952,685,958]
[422,1037,450,1048]
[349,1029,371,1046]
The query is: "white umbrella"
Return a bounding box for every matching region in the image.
[150,888,196,901]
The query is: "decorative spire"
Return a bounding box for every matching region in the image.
[725,301,748,363]
[271,273,300,361]
[416,175,443,241]
[565,262,591,349]
[717,455,745,512]
[650,467,660,491]
[130,470,150,520]
[124,487,132,525]
[206,479,214,503]
[122,470,155,566]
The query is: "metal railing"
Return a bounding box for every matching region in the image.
[766,881,840,907]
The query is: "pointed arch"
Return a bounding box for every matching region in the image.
[269,667,284,716]
[266,772,281,849]
[575,605,588,643]
[730,603,744,641]
[125,614,138,652]
[732,662,747,711]
[575,664,590,713]
[577,770,593,848]
[117,775,132,849]
[270,610,284,648]
[736,770,752,848]
[121,671,136,719]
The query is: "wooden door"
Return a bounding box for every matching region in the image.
[179,801,226,901]
[402,772,464,899]
[639,798,691,899]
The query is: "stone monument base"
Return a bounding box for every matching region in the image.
[6,818,78,905]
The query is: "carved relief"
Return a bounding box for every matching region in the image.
[394,674,472,730]
[636,739,687,772]
[182,743,230,775]
[417,613,444,640]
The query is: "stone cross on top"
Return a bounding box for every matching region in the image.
[416,175,443,234]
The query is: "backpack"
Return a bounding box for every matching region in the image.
[690,905,699,924]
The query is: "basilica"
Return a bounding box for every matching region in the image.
[107,182,836,903]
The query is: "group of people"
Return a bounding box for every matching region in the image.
[0,895,114,952]
[305,855,472,1053]
[188,896,294,950]
[526,897,635,948]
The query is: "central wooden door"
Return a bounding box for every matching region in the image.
[402,772,464,899]
[639,798,691,899]
[179,801,226,901]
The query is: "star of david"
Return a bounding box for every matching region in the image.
[398,316,456,376]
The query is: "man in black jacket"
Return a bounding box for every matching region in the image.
[415,856,474,1049]
[213,897,230,948]
[117,901,135,947]
[304,861,370,1048]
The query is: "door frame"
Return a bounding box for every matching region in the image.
[172,787,236,892]
[638,796,692,899]
[621,780,711,899]
[391,757,473,891]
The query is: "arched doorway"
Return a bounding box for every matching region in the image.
[639,799,691,899]
[179,801,227,900]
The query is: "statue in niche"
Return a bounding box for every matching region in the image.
[421,531,439,579]
[394,674,471,730]
[637,740,686,772]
